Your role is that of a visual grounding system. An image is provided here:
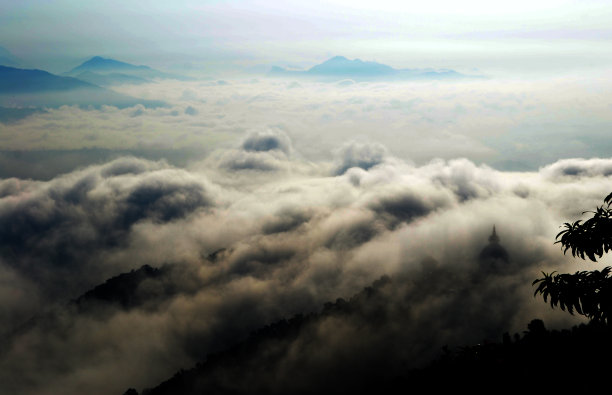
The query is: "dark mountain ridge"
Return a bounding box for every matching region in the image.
[74,264,169,312]
[0,65,97,93]
[0,65,166,115]
[136,275,607,395]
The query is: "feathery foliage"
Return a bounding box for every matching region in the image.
[533,192,612,324]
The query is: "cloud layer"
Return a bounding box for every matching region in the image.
[2,143,612,394]
[3,76,612,180]
[2,74,612,394]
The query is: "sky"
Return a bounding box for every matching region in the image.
[2,0,612,75]
[2,1,612,394]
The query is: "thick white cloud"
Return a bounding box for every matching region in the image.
[1,147,611,394]
[2,76,612,394]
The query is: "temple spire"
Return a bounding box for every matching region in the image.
[489,225,500,243]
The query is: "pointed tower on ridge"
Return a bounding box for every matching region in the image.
[478,225,510,273]
[489,225,500,243]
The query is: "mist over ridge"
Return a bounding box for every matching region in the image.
[2,139,611,393]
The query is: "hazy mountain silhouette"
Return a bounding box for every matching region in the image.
[74,264,170,312]
[0,65,165,116]
[2,263,190,349]
[308,55,397,76]
[133,250,523,395]
[139,276,399,395]
[64,56,191,83]
[0,65,98,93]
[68,56,154,74]
[269,56,478,81]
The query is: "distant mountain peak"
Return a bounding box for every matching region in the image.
[0,65,166,109]
[65,56,191,82]
[70,56,151,73]
[307,56,396,76]
[318,56,370,66]
[328,55,349,61]
[268,55,478,81]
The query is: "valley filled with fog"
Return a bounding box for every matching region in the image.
[2,72,612,393]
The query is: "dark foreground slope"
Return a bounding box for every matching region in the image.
[411,319,612,392]
[137,312,611,395]
[129,258,609,395]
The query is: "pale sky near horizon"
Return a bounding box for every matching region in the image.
[1,0,612,75]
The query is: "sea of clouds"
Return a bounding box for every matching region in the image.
[1,77,611,394]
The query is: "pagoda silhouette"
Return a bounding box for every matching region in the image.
[478,225,509,273]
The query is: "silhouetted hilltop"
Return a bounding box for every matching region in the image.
[74,264,170,311]
[134,263,533,395]
[0,65,166,113]
[138,310,611,394]
[68,56,153,74]
[65,56,192,82]
[307,55,396,76]
[141,276,396,395]
[127,242,610,395]
[70,259,222,315]
[269,56,478,81]
[3,261,208,348]
[0,65,97,93]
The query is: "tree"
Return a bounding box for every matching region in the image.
[533,192,612,324]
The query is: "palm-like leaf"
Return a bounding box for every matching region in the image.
[535,193,612,323]
[533,267,612,323]
[554,205,612,262]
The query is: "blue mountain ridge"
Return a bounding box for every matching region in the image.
[269,56,479,81]
[0,65,98,93]
[68,56,153,74]
[64,56,192,83]
[0,65,165,119]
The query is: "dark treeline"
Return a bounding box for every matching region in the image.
[409,318,612,392]
[134,314,611,394]
[124,273,610,395]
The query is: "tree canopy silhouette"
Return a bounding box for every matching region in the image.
[533,192,612,324]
